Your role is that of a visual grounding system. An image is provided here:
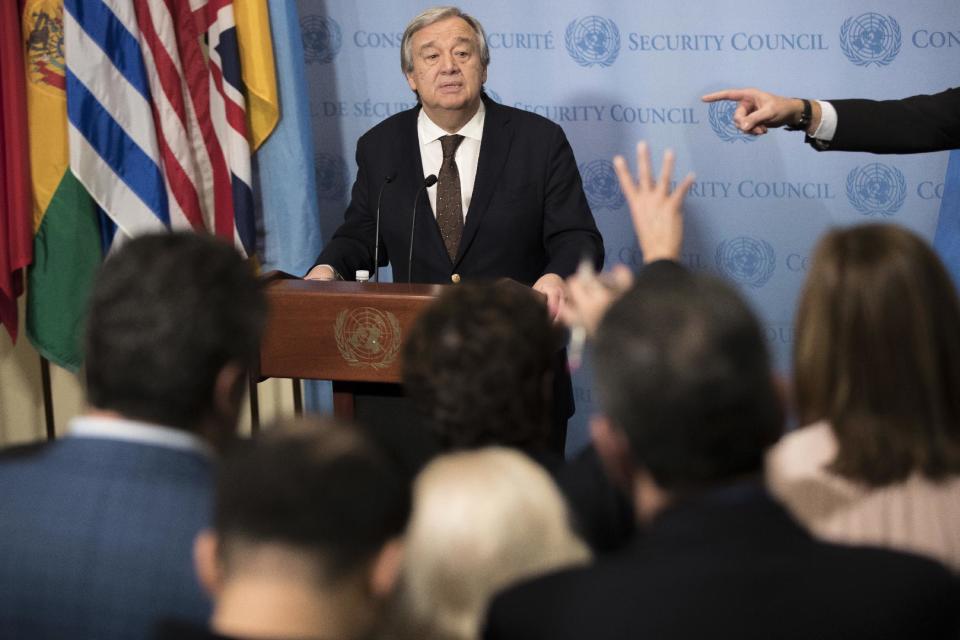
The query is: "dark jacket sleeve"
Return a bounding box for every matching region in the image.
[541,124,605,277]
[807,87,960,154]
[309,135,377,278]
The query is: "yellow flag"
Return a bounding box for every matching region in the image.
[234,0,279,149]
[23,0,69,229]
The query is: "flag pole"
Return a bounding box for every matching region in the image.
[248,375,260,435]
[292,379,303,417]
[40,356,55,440]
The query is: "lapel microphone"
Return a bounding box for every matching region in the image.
[372,172,397,282]
[408,174,438,284]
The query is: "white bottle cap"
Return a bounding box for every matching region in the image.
[355,270,370,282]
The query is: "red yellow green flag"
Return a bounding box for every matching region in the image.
[23,0,101,371]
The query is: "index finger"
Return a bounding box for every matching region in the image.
[658,149,676,193]
[701,89,747,102]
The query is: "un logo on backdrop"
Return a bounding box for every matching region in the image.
[565,16,620,67]
[579,160,625,210]
[846,163,906,216]
[708,101,756,143]
[301,16,342,64]
[840,13,901,67]
[716,237,776,288]
[315,153,348,201]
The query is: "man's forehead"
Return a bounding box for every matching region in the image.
[413,17,477,47]
[417,35,476,51]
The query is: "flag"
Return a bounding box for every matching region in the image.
[64,0,256,255]
[194,0,256,255]
[0,1,34,342]
[933,149,960,290]
[23,0,102,371]
[256,0,322,277]
[64,0,170,241]
[234,0,278,150]
[259,0,329,412]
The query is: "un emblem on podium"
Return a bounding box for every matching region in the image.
[708,101,755,143]
[334,308,402,369]
[579,159,624,211]
[716,237,776,289]
[565,16,621,67]
[301,15,342,64]
[846,163,906,216]
[840,13,901,67]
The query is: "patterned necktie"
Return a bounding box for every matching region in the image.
[436,134,465,261]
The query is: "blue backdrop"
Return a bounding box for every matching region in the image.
[295,0,957,454]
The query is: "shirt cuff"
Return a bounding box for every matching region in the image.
[810,100,837,141]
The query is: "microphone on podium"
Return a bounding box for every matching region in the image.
[372,172,397,282]
[408,174,438,284]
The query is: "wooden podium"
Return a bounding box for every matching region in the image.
[256,274,444,423]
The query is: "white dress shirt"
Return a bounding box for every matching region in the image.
[810,99,838,141]
[69,414,214,458]
[417,102,485,220]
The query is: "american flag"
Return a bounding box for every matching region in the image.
[63,0,254,255]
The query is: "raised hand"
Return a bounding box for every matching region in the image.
[612,141,694,264]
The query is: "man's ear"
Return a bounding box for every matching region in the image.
[194,529,224,598]
[369,538,404,598]
[214,362,246,418]
[203,362,247,449]
[590,414,635,491]
[405,72,418,93]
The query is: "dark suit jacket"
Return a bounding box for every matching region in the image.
[315,95,604,283]
[0,436,213,640]
[484,483,959,640]
[808,87,960,154]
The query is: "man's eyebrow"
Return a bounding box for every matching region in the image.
[418,36,475,51]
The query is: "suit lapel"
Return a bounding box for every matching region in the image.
[455,98,513,268]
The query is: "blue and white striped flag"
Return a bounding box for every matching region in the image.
[64,0,169,241]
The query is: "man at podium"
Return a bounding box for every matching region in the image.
[305,6,603,319]
[303,7,603,453]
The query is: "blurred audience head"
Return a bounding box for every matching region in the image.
[194,417,411,639]
[84,232,266,446]
[593,267,783,501]
[794,223,960,485]
[403,281,562,450]
[395,447,589,640]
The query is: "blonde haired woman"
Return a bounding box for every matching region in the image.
[393,448,590,640]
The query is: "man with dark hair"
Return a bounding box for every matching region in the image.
[402,281,635,553]
[402,281,560,452]
[159,418,410,640]
[0,232,266,640]
[484,145,960,640]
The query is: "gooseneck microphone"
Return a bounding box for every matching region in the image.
[372,172,397,282]
[408,174,438,284]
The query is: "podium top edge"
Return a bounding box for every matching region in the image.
[266,279,446,298]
